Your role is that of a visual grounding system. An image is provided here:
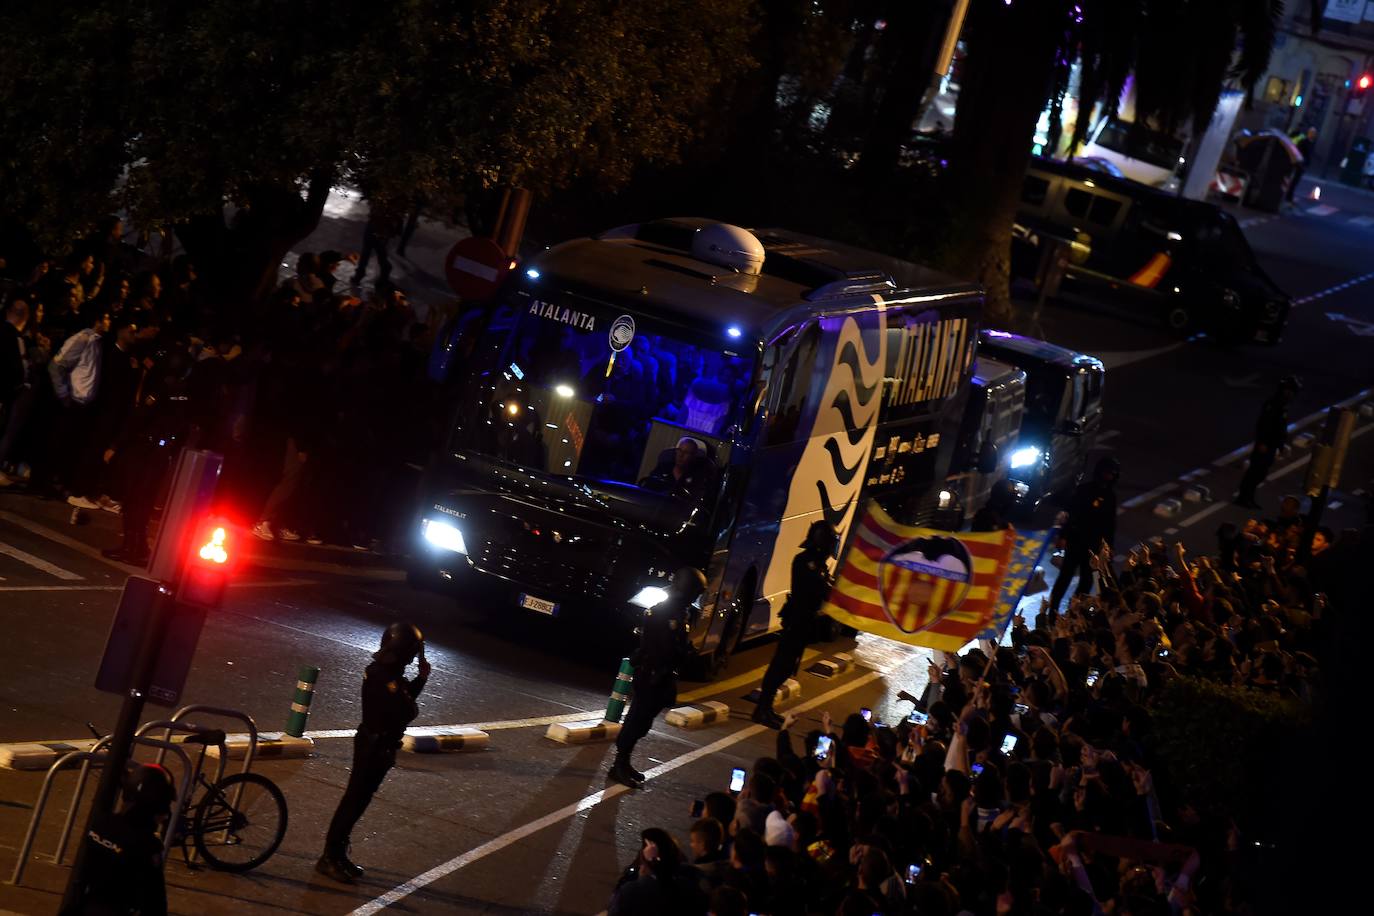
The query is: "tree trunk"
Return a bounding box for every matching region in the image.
[176,170,333,315]
[936,0,1069,326]
[857,0,950,182]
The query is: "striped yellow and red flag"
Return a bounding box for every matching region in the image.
[822,503,1016,652]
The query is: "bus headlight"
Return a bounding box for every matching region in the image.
[629,585,670,609]
[422,518,467,554]
[1009,446,1043,469]
[937,489,955,509]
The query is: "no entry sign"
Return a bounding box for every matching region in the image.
[444,236,512,299]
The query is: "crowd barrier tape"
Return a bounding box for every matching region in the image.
[665,701,731,729]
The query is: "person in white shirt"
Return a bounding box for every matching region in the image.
[42,310,109,500]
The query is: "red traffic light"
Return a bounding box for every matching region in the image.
[1360,74,1372,90]
[178,517,233,608]
[197,526,229,565]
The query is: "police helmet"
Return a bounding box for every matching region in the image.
[374,621,424,665]
[668,567,707,603]
[122,763,176,813]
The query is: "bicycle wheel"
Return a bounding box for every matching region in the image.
[192,772,288,872]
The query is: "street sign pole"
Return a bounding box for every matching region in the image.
[61,448,223,911]
[59,585,172,912]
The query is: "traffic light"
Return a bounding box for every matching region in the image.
[1356,74,1372,98]
[176,516,233,608]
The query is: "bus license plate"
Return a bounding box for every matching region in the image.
[520,594,559,616]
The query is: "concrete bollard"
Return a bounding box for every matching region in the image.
[665,701,731,729]
[545,720,622,744]
[1182,484,1210,503]
[402,726,489,753]
[745,678,801,706]
[1292,432,1316,449]
[285,665,320,738]
[604,658,634,724]
[1152,498,1182,519]
[1359,402,1373,419]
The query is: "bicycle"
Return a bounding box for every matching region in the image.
[91,723,289,872]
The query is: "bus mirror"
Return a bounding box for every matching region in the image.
[977,443,1000,475]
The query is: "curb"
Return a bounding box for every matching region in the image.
[402,726,489,753]
[1181,484,1210,503]
[545,719,621,745]
[806,652,855,679]
[209,732,315,760]
[0,739,102,771]
[744,678,801,706]
[665,701,731,730]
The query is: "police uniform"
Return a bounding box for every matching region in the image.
[1236,387,1292,507]
[610,570,703,787]
[1049,461,1118,611]
[321,626,428,880]
[753,547,834,724]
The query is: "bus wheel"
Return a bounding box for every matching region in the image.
[1163,303,1193,336]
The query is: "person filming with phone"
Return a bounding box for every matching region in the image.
[317,621,431,883]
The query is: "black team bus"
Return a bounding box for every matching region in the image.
[414,219,983,676]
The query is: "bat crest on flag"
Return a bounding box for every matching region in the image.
[879,535,973,634]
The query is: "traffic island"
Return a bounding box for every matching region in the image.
[208,731,314,760]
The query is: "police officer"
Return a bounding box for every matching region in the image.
[1235,375,1301,509]
[317,621,430,883]
[752,520,837,728]
[65,763,174,915]
[610,567,706,788]
[1049,456,1119,612]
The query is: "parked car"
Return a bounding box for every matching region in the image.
[1013,157,1290,344]
[1078,116,1186,190]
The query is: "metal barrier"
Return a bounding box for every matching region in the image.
[160,704,259,778]
[9,738,192,887]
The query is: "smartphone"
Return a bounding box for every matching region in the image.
[1008,685,1021,697]
[814,734,834,762]
[906,863,922,884]
[729,767,746,794]
[1158,648,1170,659]
[689,799,705,818]
[860,708,872,723]
[1000,734,1019,756]
[907,709,929,726]
[1086,668,1101,688]
[970,762,985,777]
[1013,703,1030,716]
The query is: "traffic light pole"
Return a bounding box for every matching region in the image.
[60,585,173,913]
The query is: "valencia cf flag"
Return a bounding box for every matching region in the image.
[822,503,1016,652]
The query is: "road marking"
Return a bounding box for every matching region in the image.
[0,540,84,580]
[1350,215,1374,227]
[351,667,890,916]
[1121,481,1179,511]
[1303,204,1338,216]
[1178,501,1228,529]
[1213,389,1373,467]
[678,648,823,705]
[1292,271,1374,306]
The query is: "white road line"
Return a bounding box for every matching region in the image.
[1178,501,1229,529]
[0,508,139,572]
[1292,272,1374,306]
[0,540,84,580]
[351,668,888,916]
[1120,481,1179,511]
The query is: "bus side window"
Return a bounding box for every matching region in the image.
[763,325,819,447]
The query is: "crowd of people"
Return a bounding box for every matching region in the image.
[0,220,440,560]
[608,504,1356,915]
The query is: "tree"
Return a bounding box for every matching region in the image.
[0,1,755,307]
[936,0,1286,322]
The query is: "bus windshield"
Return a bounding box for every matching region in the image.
[453,293,755,496]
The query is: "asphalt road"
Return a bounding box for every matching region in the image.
[2,180,1373,915]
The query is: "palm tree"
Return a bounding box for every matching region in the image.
[938,0,1290,322]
